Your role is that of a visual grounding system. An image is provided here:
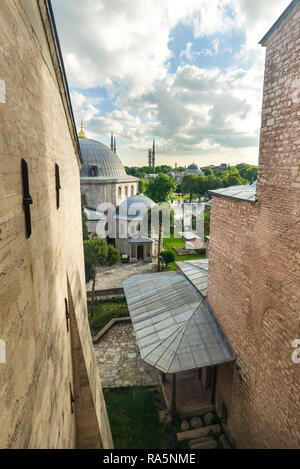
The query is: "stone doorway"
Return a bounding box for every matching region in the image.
[137,245,144,260]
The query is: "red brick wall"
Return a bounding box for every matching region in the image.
[208,4,300,449]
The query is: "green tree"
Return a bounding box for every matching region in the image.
[139,178,149,194]
[202,168,213,176]
[181,174,198,202]
[84,239,120,316]
[82,206,89,241]
[145,173,176,202]
[160,251,175,270]
[244,166,258,184]
[236,163,250,177]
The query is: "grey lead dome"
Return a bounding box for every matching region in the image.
[79,137,127,178]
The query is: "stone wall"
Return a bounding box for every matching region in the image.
[0,0,112,448]
[207,4,300,449]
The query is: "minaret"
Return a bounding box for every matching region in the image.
[78,119,87,138]
[152,139,156,167]
[148,149,152,167]
[111,132,114,151]
[114,137,117,154]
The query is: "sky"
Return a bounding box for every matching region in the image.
[52,0,291,168]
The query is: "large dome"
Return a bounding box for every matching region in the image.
[79,137,127,178]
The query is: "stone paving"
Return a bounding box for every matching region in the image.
[87,261,156,292]
[94,323,159,388]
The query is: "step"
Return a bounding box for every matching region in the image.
[190,440,218,450]
[177,424,221,442]
[177,403,214,419]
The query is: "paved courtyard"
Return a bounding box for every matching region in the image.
[87,261,156,292]
[94,323,159,388]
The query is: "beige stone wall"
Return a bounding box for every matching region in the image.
[207,4,300,449]
[81,179,138,211]
[0,0,112,448]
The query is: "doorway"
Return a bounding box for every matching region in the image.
[137,245,144,260]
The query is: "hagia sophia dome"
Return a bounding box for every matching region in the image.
[78,121,130,179]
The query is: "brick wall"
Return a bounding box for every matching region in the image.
[208,3,300,449]
[0,0,112,448]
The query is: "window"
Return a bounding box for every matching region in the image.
[55,164,61,209]
[118,186,122,198]
[21,159,33,238]
[131,186,134,196]
[90,166,98,177]
[125,186,128,197]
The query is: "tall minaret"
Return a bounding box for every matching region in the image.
[152,139,156,167]
[148,149,152,167]
[111,132,114,151]
[114,137,117,154]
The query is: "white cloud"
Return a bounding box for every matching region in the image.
[52,0,292,166]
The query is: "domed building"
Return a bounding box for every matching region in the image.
[116,194,159,263]
[79,124,158,262]
[79,124,139,212]
[184,164,204,176]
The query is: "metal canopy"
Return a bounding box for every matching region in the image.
[208,184,257,204]
[123,272,235,374]
[176,259,209,297]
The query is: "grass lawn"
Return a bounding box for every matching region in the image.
[88,297,129,336]
[104,387,187,449]
[162,233,206,271]
[169,194,190,201]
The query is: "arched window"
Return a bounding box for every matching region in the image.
[90,166,98,177]
[118,186,122,198]
[131,185,134,196]
[125,186,128,197]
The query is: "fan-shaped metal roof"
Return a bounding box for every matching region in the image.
[123,271,235,374]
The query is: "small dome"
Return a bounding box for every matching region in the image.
[117,194,157,219]
[187,164,199,171]
[79,137,127,178]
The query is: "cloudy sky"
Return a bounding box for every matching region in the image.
[52,0,290,168]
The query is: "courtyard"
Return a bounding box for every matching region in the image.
[94,323,159,388]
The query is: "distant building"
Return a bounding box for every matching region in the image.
[79,130,139,211]
[184,164,204,176]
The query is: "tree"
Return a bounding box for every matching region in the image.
[145,173,176,202]
[195,175,207,198]
[223,174,247,187]
[160,251,175,270]
[138,178,149,194]
[244,166,258,184]
[84,239,120,316]
[202,168,213,176]
[236,163,250,178]
[181,174,198,202]
[82,206,89,241]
